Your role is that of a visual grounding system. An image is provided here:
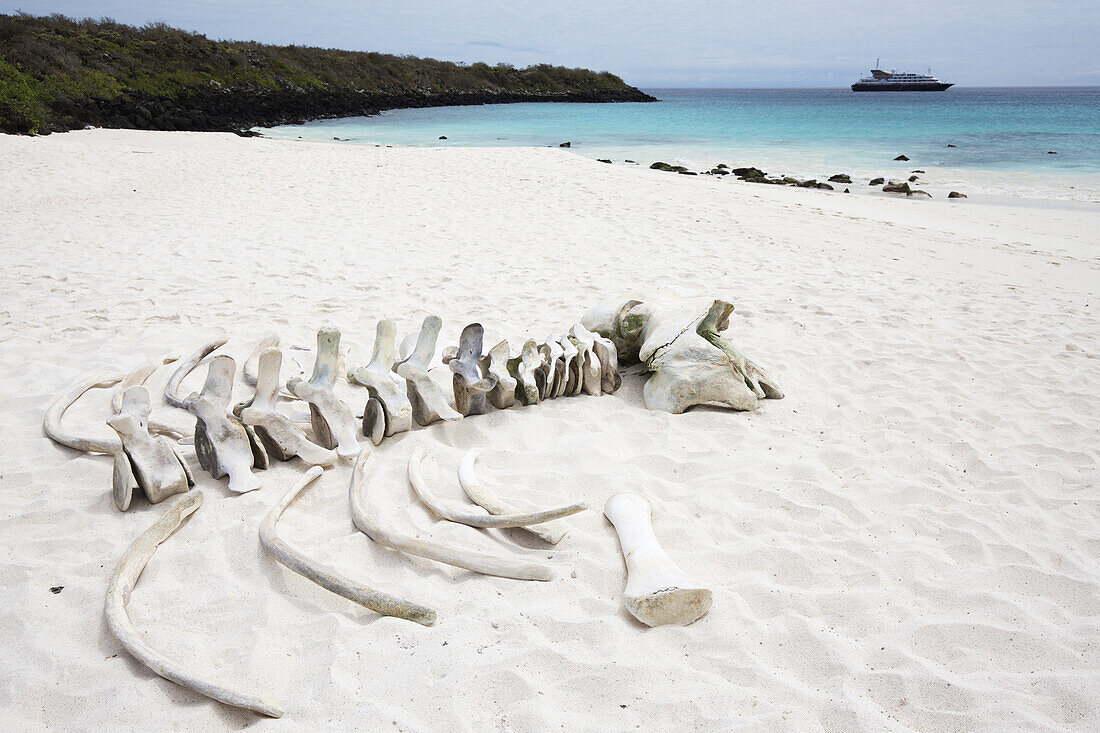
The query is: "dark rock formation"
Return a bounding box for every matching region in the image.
[559,142,571,148]
[828,174,851,183]
[908,175,919,182]
[883,181,911,194]
[869,177,884,186]
[894,155,910,161]
[907,190,932,199]
[948,191,968,199]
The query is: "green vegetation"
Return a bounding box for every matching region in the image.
[0,13,654,134]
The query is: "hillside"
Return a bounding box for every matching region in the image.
[0,13,655,134]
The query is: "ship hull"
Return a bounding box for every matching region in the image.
[851,82,954,92]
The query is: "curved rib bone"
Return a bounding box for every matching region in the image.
[448,323,497,416]
[392,316,462,426]
[260,466,436,625]
[480,340,516,409]
[165,337,228,409]
[105,491,284,717]
[107,386,193,511]
[349,451,552,581]
[409,447,585,528]
[507,339,542,406]
[45,374,124,454]
[287,327,360,459]
[242,333,280,386]
[458,449,572,544]
[347,319,413,438]
[111,356,178,413]
[604,492,712,627]
[183,355,263,493]
[241,349,338,466]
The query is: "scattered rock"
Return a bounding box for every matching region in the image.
[796,179,819,188]
[625,159,636,163]
[1047,151,1057,154]
[869,177,884,186]
[781,176,800,186]
[908,175,919,182]
[559,141,571,148]
[894,155,909,161]
[438,135,447,139]
[844,188,850,193]
[678,170,697,175]
[50,586,63,594]
[710,168,729,175]
[650,161,674,171]
[597,158,612,164]
[947,144,957,148]
[816,182,835,190]
[883,181,911,194]
[907,190,932,198]
[948,191,967,198]
[716,163,729,169]
[911,169,925,173]
[828,173,852,183]
[234,129,261,137]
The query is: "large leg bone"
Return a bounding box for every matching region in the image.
[260,466,436,625]
[105,491,284,717]
[392,316,462,426]
[287,327,360,459]
[347,319,413,439]
[349,452,552,581]
[45,374,124,454]
[241,349,337,466]
[604,492,712,627]
[409,447,586,528]
[165,337,228,409]
[507,340,542,406]
[458,449,572,544]
[183,356,263,493]
[448,323,497,416]
[107,386,193,511]
[480,340,516,410]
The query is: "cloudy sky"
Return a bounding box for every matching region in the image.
[5,1,1099,87]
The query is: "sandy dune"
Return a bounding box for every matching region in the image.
[0,130,1097,731]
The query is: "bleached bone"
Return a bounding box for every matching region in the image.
[347,319,413,439]
[480,340,516,409]
[536,338,563,400]
[165,337,228,409]
[575,323,622,393]
[105,491,283,717]
[582,298,783,414]
[458,449,572,544]
[242,333,280,385]
[558,335,582,396]
[287,327,360,459]
[363,398,386,446]
[392,316,462,426]
[449,323,498,416]
[260,466,436,625]
[110,356,178,413]
[240,349,337,466]
[604,492,713,627]
[568,328,603,396]
[183,355,264,493]
[45,373,125,454]
[349,451,552,581]
[409,447,586,528]
[507,339,542,406]
[107,386,194,511]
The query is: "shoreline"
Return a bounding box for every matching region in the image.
[2,129,1097,730]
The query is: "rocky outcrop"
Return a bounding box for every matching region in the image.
[882,181,911,194]
[828,174,851,183]
[870,177,885,186]
[894,155,910,161]
[948,191,968,199]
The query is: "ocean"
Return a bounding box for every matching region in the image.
[264,88,1100,202]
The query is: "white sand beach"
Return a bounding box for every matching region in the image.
[1,129,1097,731]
